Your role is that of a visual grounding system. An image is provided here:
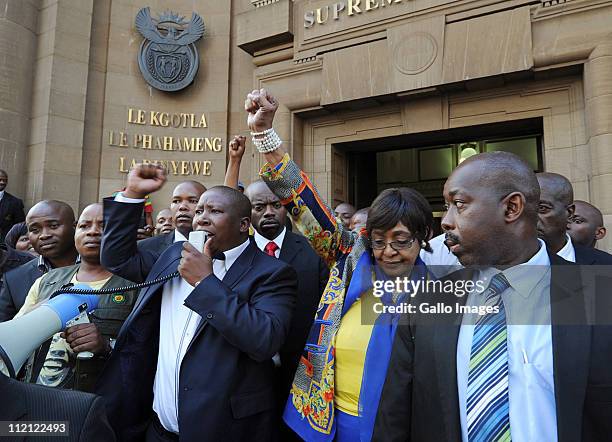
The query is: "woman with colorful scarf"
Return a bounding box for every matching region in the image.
[247,89,435,441]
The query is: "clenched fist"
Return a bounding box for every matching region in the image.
[228,135,246,161]
[245,88,279,133]
[123,163,167,199]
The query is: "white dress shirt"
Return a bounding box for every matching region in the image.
[556,233,576,262]
[457,239,557,442]
[114,193,252,433]
[0,190,4,202]
[419,233,462,278]
[152,237,250,433]
[253,226,286,258]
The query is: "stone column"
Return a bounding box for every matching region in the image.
[26,0,93,210]
[585,38,612,251]
[0,0,38,198]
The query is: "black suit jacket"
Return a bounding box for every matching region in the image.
[0,373,115,441]
[574,241,612,264]
[97,198,297,442]
[373,253,612,442]
[137,230,175,257]
[276,231,328,399]
[0,259,44,322]
[0,192,25,244]
[0,246,35,286]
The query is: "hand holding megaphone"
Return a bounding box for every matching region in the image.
[62,323,109,356]
[0,289,99,378]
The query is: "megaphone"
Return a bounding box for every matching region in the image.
[0,285,99,378]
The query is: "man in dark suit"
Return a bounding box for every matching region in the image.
[373,152,612,441]
[0,373,115,441]
[97,164,297,442]
[245,181,328,435]
[0,244,35,289]
[137,180,206,259]
[569,200,608,249]
[536,172,612,264]
[0,201,78,321]
[0,170,25,244]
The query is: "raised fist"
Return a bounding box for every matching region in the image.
[124,163,167,199]
[228,135,246,160]
[245,89,279,133]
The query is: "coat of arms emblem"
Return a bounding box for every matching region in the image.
[135,7,205,92]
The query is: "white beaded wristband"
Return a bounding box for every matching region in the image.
[252,128,282,153]
[250,127,275,137]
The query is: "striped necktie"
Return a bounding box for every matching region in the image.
[466,272,512,442]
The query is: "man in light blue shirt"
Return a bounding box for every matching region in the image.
[373,151,612,442]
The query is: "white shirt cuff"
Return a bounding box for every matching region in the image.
[114,192,145,203]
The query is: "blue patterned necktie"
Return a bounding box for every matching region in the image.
[466,272,512,442]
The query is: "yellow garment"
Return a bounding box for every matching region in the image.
[16,274,110,318]
[334,297,375,416]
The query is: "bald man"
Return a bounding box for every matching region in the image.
[245,181,328,439]
[138,180,206,258]
[0,200,78,321]
[569,200,607,249]
[98,164,296,441]
[537,173,612,264]
[154,208,174,235]
[15,203,137,392]
[374,152,612,441]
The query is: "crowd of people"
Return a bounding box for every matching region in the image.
[0,90,611,442]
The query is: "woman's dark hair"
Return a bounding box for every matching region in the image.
[366,188,434,252]
[5,221,28,249]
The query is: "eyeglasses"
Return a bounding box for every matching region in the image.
[371,238,416,251]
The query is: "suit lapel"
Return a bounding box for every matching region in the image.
[432,270,471,441]
[129,243,183,319]
[279,232,300,264]
[188,243,257,347]
[572,243,595,265]
[164,231,175,249]
[220,242,256,289]
[548,254,591,442]
[0,195,6,218]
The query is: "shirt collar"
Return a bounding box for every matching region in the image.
[37,254,79,273]
[253,227,286,253]
[174,230,187,242]
[556,233,575,262]
[0,191,4,200]
[496,239,550,299]
[220,239,251,272]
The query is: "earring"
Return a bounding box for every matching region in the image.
[421,240,427,248]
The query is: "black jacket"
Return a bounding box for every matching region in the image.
[0,246,35,285]
[137,230,175,257]
[0,373,116,441]
[373,253,612,442]
[0,259,44,322]
[0,192,25,244]
[574,241,612,264]
[97,198,297,442]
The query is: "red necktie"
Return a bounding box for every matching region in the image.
[264,241,278,257]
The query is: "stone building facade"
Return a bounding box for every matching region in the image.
[0,0,611,249]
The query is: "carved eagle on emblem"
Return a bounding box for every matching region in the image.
[135,7,205,91]
[135,7,205,47]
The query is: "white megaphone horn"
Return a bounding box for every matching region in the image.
[0,285,99,378]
